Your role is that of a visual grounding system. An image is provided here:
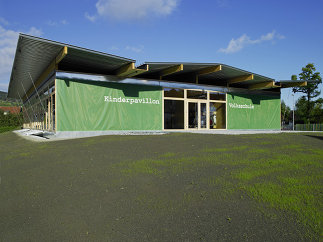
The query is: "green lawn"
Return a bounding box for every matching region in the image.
[0,131,322,241]
[0,126,20,133]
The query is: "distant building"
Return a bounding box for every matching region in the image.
[0,106,21,115]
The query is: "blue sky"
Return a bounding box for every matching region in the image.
[0,0,322,107]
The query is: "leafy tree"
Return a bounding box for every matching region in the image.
[312,98,323,123]
[292,63,322,123]
[295,97,309,123]
[281,100,291,124]
[295,97,323,123]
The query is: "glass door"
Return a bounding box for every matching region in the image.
[187,101,208,129]
[200,102,207,129]
[188,102,198,129]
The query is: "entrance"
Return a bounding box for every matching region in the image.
[187,101,207,129]
[163,88,226,130]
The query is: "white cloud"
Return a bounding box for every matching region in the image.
[28,27,43,36]
[109,46,119,51]
[125,45,144,53]
[61,20,68,25]
[218,30,285,54]
[216,0,229,7]
[0,17,9,26]
[0,25,42,91]
[85,12,97,22]
[47,20,68,26]
[86,0,179,21]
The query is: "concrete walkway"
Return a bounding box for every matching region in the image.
[13,128,323,142]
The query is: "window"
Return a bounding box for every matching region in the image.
[164,100,184,129]
[210,92,226,101]
[164,88,184,98]
[187,90,207,99]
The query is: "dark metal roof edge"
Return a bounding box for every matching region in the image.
[139,62,275,81]
[19,33,136,62]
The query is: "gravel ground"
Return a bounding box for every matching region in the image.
[0,131,322,241]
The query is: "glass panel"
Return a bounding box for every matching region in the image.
[210,102,226,129]
[187,90,207,99]
[164,88,184,98]
[210,92,226,101]
[164,100,184,129]
[188,102,198,128]
[200,103,207,128]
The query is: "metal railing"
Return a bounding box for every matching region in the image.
[295,123,323,131]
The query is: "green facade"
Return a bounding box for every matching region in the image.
[56,79,281,131]
[56,79,162,131]
[227,93,281,130]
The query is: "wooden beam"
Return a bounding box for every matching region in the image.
[126,64,149,78]
[228,74,254,84]
[248,81,281,90]
[281,81,307,88]
[198,65,222,75]
[115,63,135,76]
[159,64,183,78]
[56,46,68,63]
[115,63,149,78]
[24,46,68,99]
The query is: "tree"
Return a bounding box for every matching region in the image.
[292,63,322,123]
[312,98,323,123]
[295,97,323,123]
[281,100,291,124]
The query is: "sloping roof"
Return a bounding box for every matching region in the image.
[8,34,306,99]
[8,34,135,99]
[136,62,275,88]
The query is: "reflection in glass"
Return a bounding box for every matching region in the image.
[164,100,184,129]
[210,92,226,101]
[200,103,207,128]
[187,90,207,99]
[164,88,184,98]
[210,102,226,129]
[188,102,198,128]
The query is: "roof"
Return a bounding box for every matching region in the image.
[0,106,21,114]
[8,34,135,99]
[7,34,307,99]
[136,62,275,87]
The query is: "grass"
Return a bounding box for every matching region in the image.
[117,137,323,238]
[0,126,20,133]
[0,131,322,240]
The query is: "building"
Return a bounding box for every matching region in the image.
[0,106,21,115]
[7,34,306,136]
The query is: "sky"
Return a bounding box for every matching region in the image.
[0,0,322,108]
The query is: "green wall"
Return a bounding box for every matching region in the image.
[56,79,162,131]
[227,93,281,130]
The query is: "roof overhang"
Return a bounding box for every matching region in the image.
[8,34,308,100]
[135,62,278,90]
[275,80,308,88]
[7,34,138,99]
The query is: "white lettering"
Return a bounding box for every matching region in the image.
[229,103,254,109]
[104,95,160,105]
